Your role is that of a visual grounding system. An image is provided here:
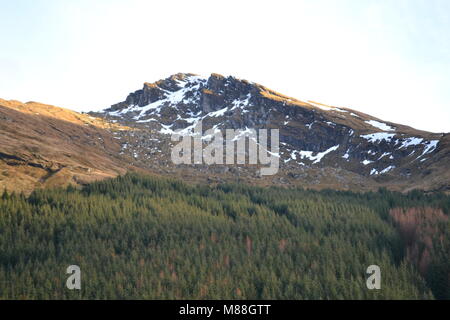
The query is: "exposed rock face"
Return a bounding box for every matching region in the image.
[1,73,449,193]
[89,73,449,192]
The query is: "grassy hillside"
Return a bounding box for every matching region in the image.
[0,174,448,299]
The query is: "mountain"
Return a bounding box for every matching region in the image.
[92,73,450,192]
[1,73,449,193]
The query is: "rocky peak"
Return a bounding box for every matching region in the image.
[91,73,449,192]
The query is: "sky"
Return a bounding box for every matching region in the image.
[0,0,449,133]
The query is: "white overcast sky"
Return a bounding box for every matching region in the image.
[1,0,449,132]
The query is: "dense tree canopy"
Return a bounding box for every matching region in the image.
[0,174,448,299]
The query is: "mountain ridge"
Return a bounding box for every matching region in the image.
[92,73,449,192]
[1,73,449,193]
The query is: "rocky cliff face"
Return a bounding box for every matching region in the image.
[90,73,449,192]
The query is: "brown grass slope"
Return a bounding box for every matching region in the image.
[0,99,133,194]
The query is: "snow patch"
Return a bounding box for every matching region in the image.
[421,140,439,156]
[297,145,340,164]
[380,165,395,174]
[230,93,251,113]
[360,133,396,143]
[377,152,390,160]
[342,150,350,160]
[208,107,228,117]
[365,120,395,132]
[398,137,423,149]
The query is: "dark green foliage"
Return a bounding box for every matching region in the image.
[0,173,448,299]
[426,224,450,300]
